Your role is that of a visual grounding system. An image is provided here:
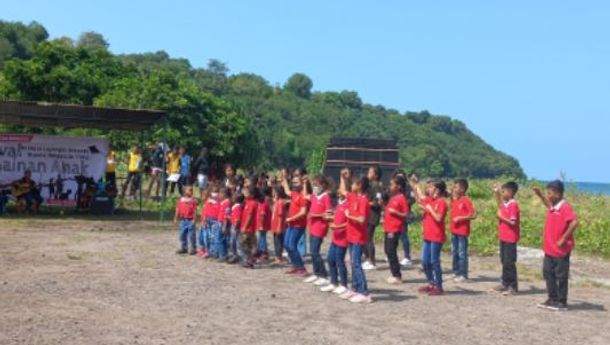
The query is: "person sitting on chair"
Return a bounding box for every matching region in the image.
[12,170,44,213]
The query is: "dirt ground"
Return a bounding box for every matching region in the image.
[1,219,609,345]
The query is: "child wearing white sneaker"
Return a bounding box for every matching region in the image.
[338,168,372,303]
[320,194,349,294]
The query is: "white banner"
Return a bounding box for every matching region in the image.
[0,134,109,197]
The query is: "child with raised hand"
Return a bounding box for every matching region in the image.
[240,186,259,268]
[450,179,477,282]
[216,187,232,262]
[270,185,288,264]
[533,180,578,312]
[174,185,198,255]
[227,193,244,264]
[492,181,521,295]
[339,168,372,303]
[383,176,410,285]
[410,175,449,296]
[281,169,309,276]
[320,191,350,294]
[303,174,333,286]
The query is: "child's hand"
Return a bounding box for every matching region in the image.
[453,216,462,224]
[496,210,503,219]
[556,236,566,247]
[493,183,501,193]
[532,187,543,196]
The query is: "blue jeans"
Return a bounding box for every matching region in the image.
[422,240,444,289]
[327,243,348,287]
[198,225,208,251]
[257,231,268,253]
[399,225,411,259]
[206,219,221,256]
[350,243,368,295]
[452,235,469,278]
[213,222,228,259]
[285,226,305,269]
[298,232,307,256]
[310,235,327,278]
[178,220,196,250]
[230,223,240,257]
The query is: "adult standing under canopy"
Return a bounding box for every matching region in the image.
[192,147,210,199]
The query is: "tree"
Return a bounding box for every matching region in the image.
[0,20,49,67]
[284,73,313,98]
[76,31,109,50]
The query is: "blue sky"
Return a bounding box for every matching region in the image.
[3,1,609,182]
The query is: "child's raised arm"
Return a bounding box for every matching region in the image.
[532,187,552,209]
[493,183,503,209]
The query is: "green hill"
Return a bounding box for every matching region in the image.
[0,20,525,178]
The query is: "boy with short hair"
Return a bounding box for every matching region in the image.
[492,181,521,295]
[533,180,578,311]
[174,185,198,255]
[450,179,476,282]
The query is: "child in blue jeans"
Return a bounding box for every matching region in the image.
[174,185,198,255]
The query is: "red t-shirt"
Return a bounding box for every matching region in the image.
[287,191,308,229]
[240,199,258,234]
[383,193,409,233]
[422,196,448,243]
[346,192,370,245]
[332,199,349,247]
[543,200,576,258]
[218,199,232,224]
[308,193,332,238]
[230,203,242,228]
[498,200,520,243]
[271,199,287,234]
[256,198,271,231]
[176,197,198,219]
[202,199,220,221]
[450,196,475,236]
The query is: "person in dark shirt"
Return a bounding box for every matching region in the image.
[192,147,209,199]
[363,166,383,270]
[147,143,166,200]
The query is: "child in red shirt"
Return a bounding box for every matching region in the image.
[255,187,272,261]
[282,172,309,275]
[201,186,221,259]
[303,175,333,286]
[270,186,288,264]
[196,189,209,257]
[240,186,258,268]
[216,187,232,262]
[534,180,578,311]
[227,193,244,264]
[493,181,521,295]
[450,179,476,282]
[338,168,372,303]
[410,176,449,296]
[383,177,410,284]
[174,185,198,255]
[320,193,350,294]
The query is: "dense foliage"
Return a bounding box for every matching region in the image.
[0,20,525,178]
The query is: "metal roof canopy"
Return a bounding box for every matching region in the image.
[0,100,166,131]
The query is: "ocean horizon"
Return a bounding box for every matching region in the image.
[569,181,610,196]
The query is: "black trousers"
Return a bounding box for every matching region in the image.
[543,254,570,304]
[500,241,518,289]
[122,171,141,196]
[365,223,377,264]
[273,233,284,259]
[384,232,401,278]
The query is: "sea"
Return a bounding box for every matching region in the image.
[570,182,610,196]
